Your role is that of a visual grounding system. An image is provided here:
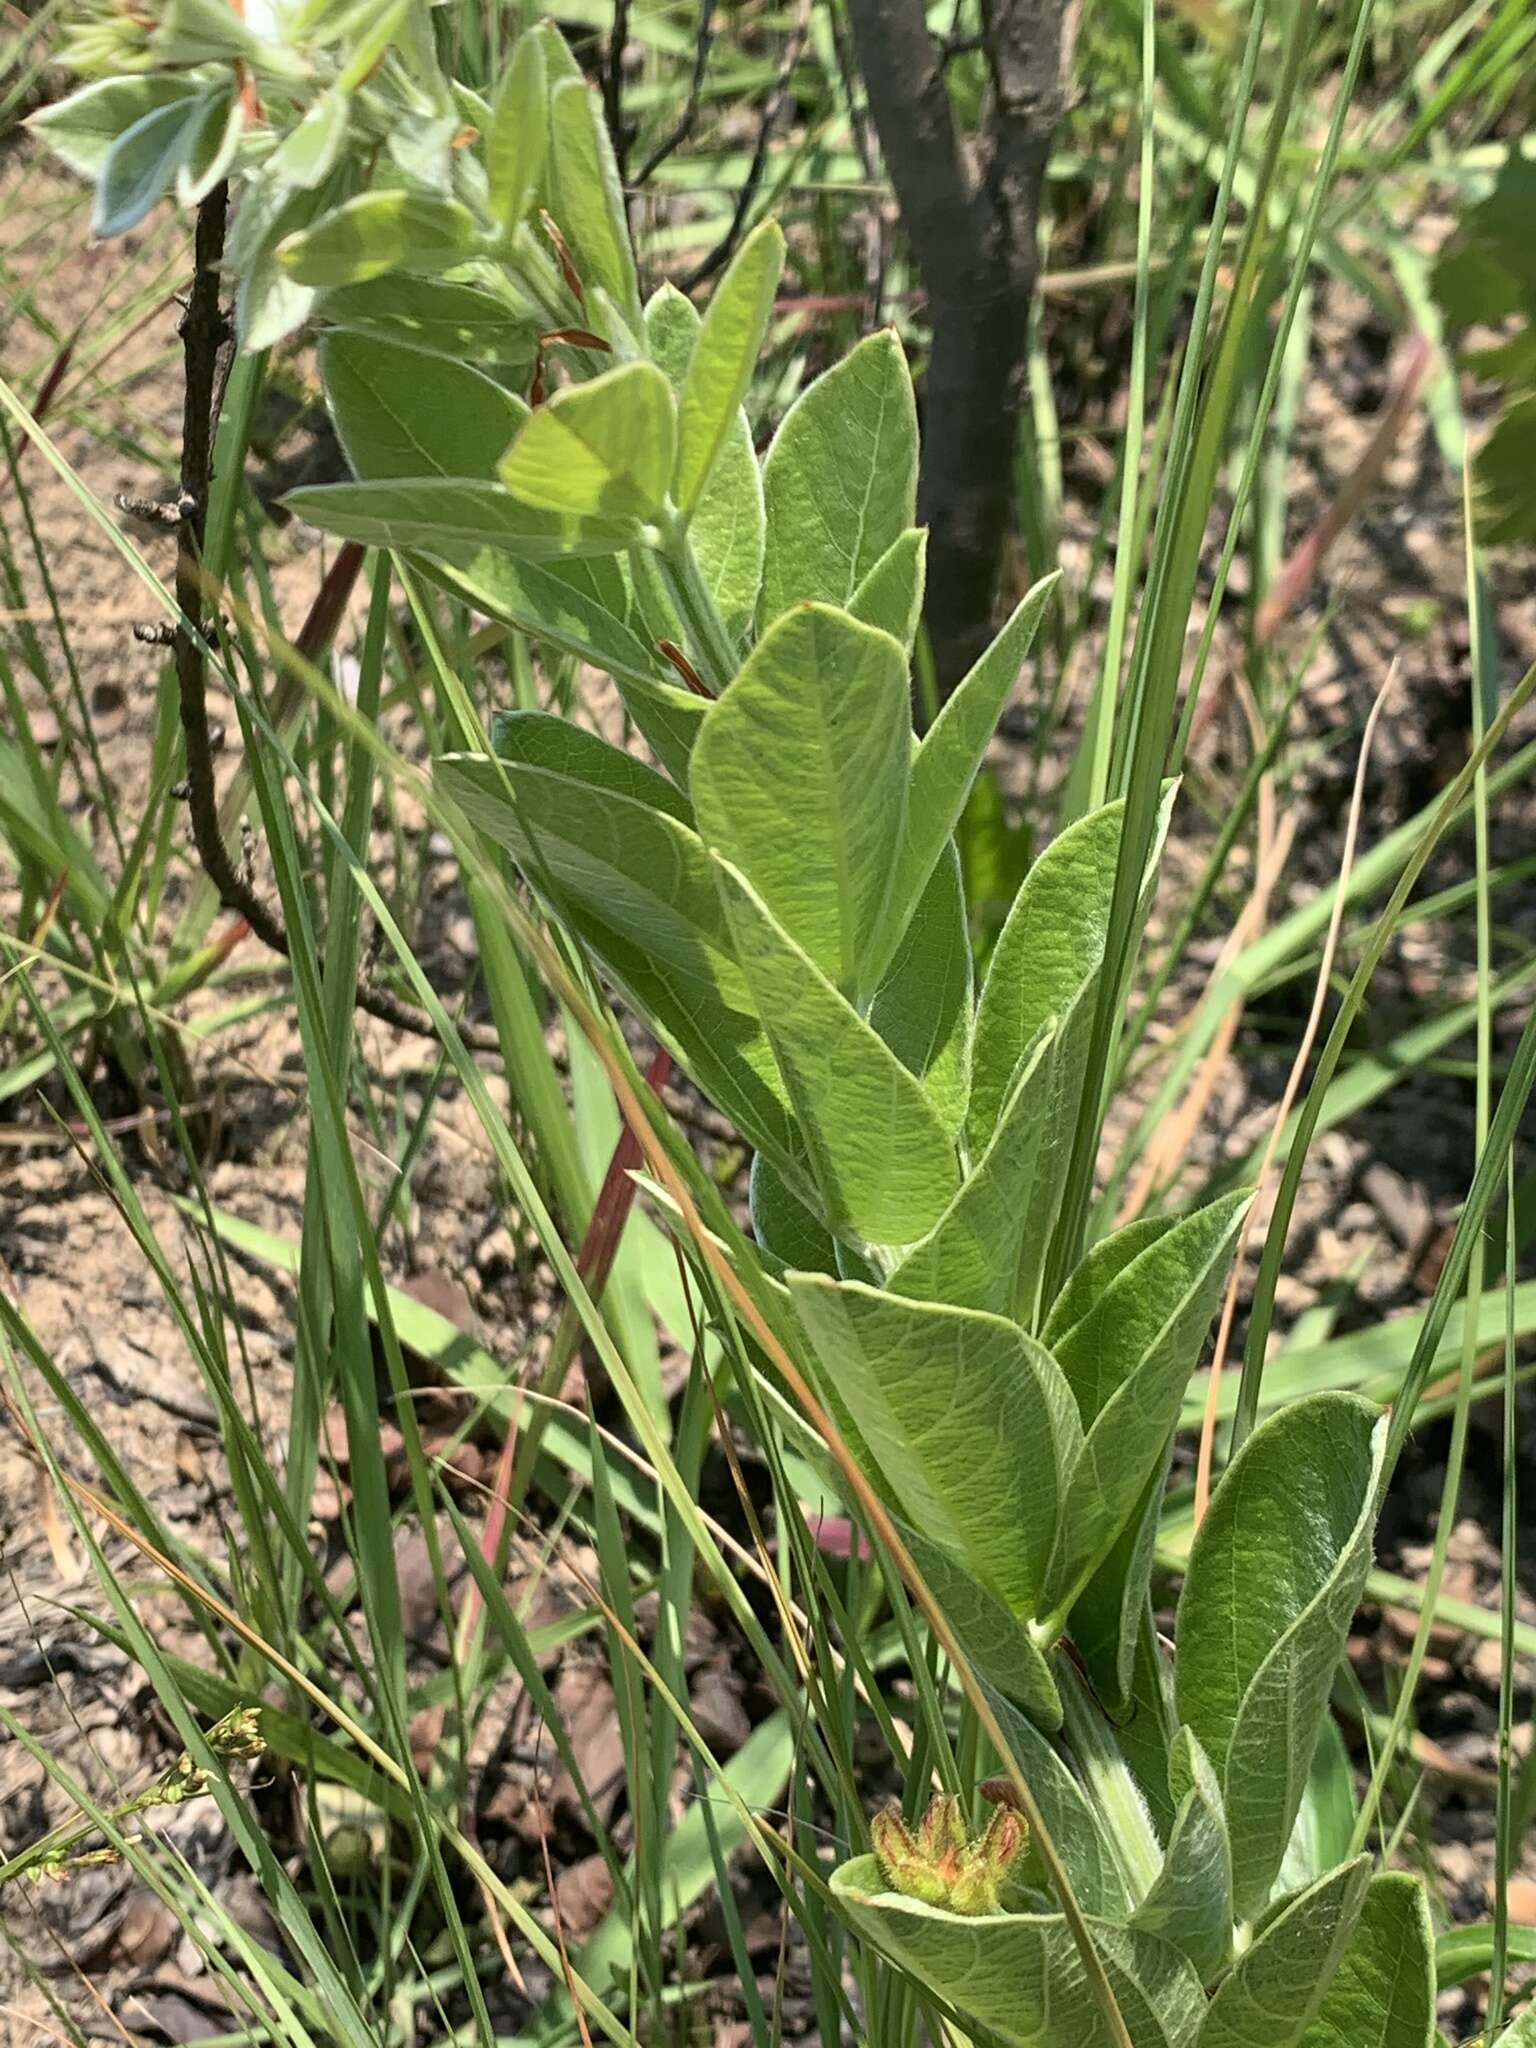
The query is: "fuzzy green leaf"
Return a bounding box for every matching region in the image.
[1295,1874,1435,2048]
[675,220,783,513]
[714,862,958,1243]
[545,74,641,329]
[486,29,547,234]
[28,74,199,181]
[175,86,243,208]
[278,190,479,287]
[286,478,637,559]
[848,528,928,650]
[491,710,691,824]
[867,840,972,1137]
[789,1278,1081,1617]
[1043,1191,1249,1616]
[691,603,909,996]
[1176,1395,1385,1919]
[1131,1729,1233,1982]
[92,93,205,237]
[831,1857,1203,2048]
[433,753,795,1165]
[318,275,536,367]
[1197,1861,1370,2048]
[500,361,676,523]
[873,573,1057,982]
[897,1522,1062,1728]
[645,284,764,641]
[270,88,351,189]
[322,328,522,481]
[760,331,918,625]
[887,1025,1053,1315]
[969,799,1124,1150]
[750,1152,836,1275]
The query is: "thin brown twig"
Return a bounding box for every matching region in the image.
[170,188,501,1053]
[603,0,633,184]
[681,0,812,291]
[632,1,715,188]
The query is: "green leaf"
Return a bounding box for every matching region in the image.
[286,478,637,559]
[760,330,918,626]
[675,220,784,513]
[714,862,958,1243]
[150,0,265,66]
[433,753,795,1165]
[789,1278,1081,1619]
[983,1684,1124,1905]
[1131,1729,1233,1982]
[867,841,972,1137]
[1471,390,1536,548]
[279,190,478,288]
[831,1857,1202,2048]
[1277,1717,1356,1898]
[888,1024,1053,1315]
[1043,1192,1249,1615]
[270,88,351,190]
[645,284,764,641]
[969,799,1124,1151]
[898,1523,1062,1729]
[1197,1860,1370,2048]
[322,328,523,482]
[1068,1447,1171,1714]
[92,94,204,237]
[1296,1874,1435,2048]
[500,361,676,523]
[750,1152,837,1275]
[546,74,641,330]
[874,573,1058,981]
[486,28,547,234]
[28,74,199,181]
[848,528,927,650]
[1434,1921,1536,1993]
[1175,1395,1385,1920]
[318,275,536,367]
[175,86,243,208]
[491,710,691,825]
[690,603,909,995]
[1432,151,1536,333]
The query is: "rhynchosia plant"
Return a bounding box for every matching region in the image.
[34,9,1441,2044]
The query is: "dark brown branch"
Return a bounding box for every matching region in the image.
[171,187,500,1054]
[843,0,1068,704]
[681,0,811,291]
[603,0,633,183]
[633,1,715,189]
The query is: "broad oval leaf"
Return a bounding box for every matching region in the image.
[750,1152,837,1275]
[322,328,524,482]
[1296,1873,1435,2048]
[1197,1859,1370,2048]
[546,74,641,329]
[28,74,200,181]
[866,840,972,1137]
[490,710,691,825]
[714,861,959,1243]
[175,86,244,209]
[788,1277,1082,1619]
[1175,1394,1385,1919]
[848,527,928,650]
[760,330,918,626]
[645,284,765,642]
[969,798,1124,1150]
[831,1856,1203,2048]
[888,1023,1054,1315]
[433,753,796,1166]
[1131,1728,1233,1983]
[1042,1190,1249,1618]
[869,572,1058,985]
[270,88,351,190]
[500,361,676,523]
[486,28,547,234]
[690,603,909,996]
[675,218,784,513]
[285,478,638,559]
[318,275,537,368]
[899,1522,1062,1728]
[278,189,479,287]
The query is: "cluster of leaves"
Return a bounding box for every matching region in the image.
[30,13,1450,2045]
